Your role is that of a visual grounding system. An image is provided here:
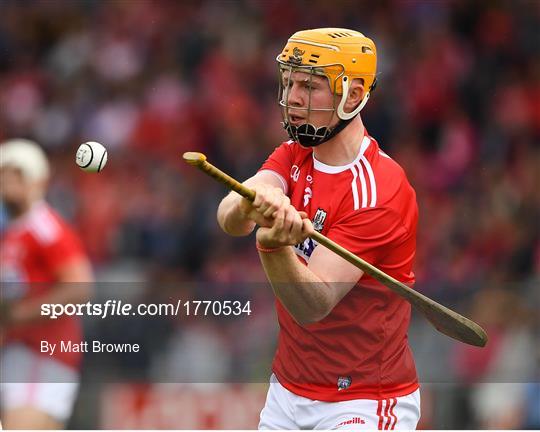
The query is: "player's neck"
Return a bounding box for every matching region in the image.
[313,117,365,166]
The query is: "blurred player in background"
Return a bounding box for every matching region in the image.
[218,28,420,429]
[0,139,93,429]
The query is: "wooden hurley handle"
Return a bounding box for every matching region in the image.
[183,151,488,347]
[183,152,256,201]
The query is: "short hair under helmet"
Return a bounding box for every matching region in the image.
[277,28,377,147]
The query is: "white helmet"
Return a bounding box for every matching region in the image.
[0,139,50,182]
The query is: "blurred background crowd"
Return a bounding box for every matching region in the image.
[0,0,538,429]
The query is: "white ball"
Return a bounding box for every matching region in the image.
[76,141,108,172]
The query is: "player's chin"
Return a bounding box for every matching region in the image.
[292,120,332,145]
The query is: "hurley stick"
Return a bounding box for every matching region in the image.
[183,151,488,347]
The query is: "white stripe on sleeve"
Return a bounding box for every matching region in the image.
[350,166,359,210]
[360,155,377,207]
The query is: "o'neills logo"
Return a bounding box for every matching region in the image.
[290,47,305,65]
[336,417,366,427]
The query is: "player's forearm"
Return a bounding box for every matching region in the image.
[217,192,256,236]
[259,247,336,325]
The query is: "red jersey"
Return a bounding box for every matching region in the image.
[1,202,87,369]
[259,131,419,401]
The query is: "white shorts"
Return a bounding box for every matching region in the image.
[0,343,80,423]
[259,374,421,430]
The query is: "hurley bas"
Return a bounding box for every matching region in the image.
[41,340,140,355]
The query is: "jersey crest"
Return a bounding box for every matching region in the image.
[337,375,352,391]
[312,208,327,232]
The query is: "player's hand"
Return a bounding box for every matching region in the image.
[238,184,288,228]
[256,206,314,249]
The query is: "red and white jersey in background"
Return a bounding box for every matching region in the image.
[259,130,419,402]
[0,201,87,369]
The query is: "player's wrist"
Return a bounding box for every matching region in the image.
[255,228,284,252]
[255,230,286,251]
[256,240,284,253]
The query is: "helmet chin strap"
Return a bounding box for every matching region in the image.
[283,75,373,147]
[283,117,353,148]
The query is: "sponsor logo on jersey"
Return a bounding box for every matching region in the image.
[294,237,317,262]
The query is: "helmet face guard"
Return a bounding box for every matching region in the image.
[277,60,345,147]
[276,28,377,147]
